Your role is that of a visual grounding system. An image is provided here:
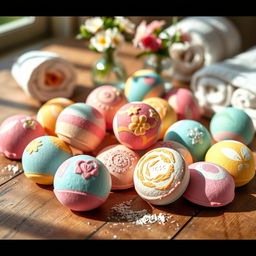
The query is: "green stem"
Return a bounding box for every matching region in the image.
[155,55,163,74]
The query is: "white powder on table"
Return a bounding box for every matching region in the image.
[1,164,22,174]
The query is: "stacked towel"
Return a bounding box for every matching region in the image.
[191,46,256,128]
[11,51,77,102]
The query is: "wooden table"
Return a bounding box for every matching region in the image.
[1,38,256,240]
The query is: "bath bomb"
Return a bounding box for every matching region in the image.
[210,107,254,145]
[0,115,46,159]
[133,147,190,205]
[164,88,201,121]
[86,85,128,130]
[143,97,177,139]
[113,102,161,150]
[124,69,165,102]
[22,136,72,185]
[55,103,106,152]
[148,140,193,165]
[205,140,255,187]
[97,144,140,190]
[37,97,74,136]
[54,155,111,212]
[164,120,212,161]
[183,162,235,207]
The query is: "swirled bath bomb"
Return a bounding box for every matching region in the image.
[55,103,106,152]
[133,147,190,205]
[113,102,161,150]
[143,97,177,139]
[22,136,72,185]
[97,144,140,190]
[124,69,165,102]
[86,85,128,130]
[37,97,74,136]
[0,115,46,159]
[183,162,235,207]
[164,88,201,121]
[164,120,212,161]
[54,155,111,212]
[148,140,193,165]
[205,140,255,187]
[210,107,254,145]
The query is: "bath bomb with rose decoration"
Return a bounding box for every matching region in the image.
[113,102,162,150]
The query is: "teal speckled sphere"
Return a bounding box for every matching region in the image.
[210,107,255,145]
[164,120,212,161]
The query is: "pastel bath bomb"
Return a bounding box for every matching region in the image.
[133,147,190,205]
[54,155,111,212]
[143,97,177,139]
[113,102,161,150]
[183,162,235,207]
[22,136,72,185]
[124,69,165,102]
[55,103,106,152]
[210,107,255,145]
[164,120,212,161]
[205,140,255,187]
[164,88,201,121]
[0,115,46,159]
[86,85,128,130]
[97,144,140,190]
[37,97,74,136]
[148,140,193,165]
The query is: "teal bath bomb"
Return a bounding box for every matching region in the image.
[210,107,255,145]
[164,120,212,161]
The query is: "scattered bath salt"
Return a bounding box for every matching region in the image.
[135,213,167,225]
[2,164,22,174]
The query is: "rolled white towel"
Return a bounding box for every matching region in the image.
[11,50,77,102]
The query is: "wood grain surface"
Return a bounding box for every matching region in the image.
[0,38,256,240]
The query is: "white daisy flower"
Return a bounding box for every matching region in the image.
[90,30,111,52]
[85,17,104,34]
[106,27,124,49]
[114,16,135,34]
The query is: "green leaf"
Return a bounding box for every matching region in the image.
[80,25,92,39]
[135,51,155,58]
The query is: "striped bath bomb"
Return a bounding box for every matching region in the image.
[54,155,111,212]
[0,115,46,159]
[37,97,74,136]
[22,136,72,185]
[124,69,165,102]
[55,103,106,152]
[113,102,161,150]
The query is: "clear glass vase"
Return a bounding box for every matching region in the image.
[92,49,127,90]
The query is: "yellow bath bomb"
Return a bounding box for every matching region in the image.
[37,97,74,136]
[205,140,255,187]
[143,97,177,139]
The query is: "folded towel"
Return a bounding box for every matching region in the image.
[11,51,77,102]
[191,46,256,128]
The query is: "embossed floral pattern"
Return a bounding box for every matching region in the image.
[127,106,141,116]
[26,140,43,154]
[75,160,99,179]
[21,117,36,130]
[187,127,204,145]
[128,115,151,136]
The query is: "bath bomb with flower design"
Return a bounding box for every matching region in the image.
[183,162,235,207]
[143,97,177,139]
[164,88,201,121]
[124,69,165,102]
[97,144,140,190]
[55,103,106,152]
[164,120,212,161]
[54,155,111,212]
[205,140,255,187]
[86,85,128,130]
[22,136,73,185]
[37,97,74,136]
[133,147,190,205]
[0,115,46,159]
[113,102,161,150]
[210,107,254,145]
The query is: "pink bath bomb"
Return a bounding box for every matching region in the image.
[86,85,128,130]
[165,88,201,121]
[97,144,140,190]
[0,115,46,159]
[183,162,235,207]
[113,102,161,150]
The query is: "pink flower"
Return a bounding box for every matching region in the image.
[145,20,166,35]
[178,29,192,43]
[75,160,99,179]
[141,35,162,51]
[133,20,147,47]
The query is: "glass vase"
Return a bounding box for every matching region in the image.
[92,49,127,90]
